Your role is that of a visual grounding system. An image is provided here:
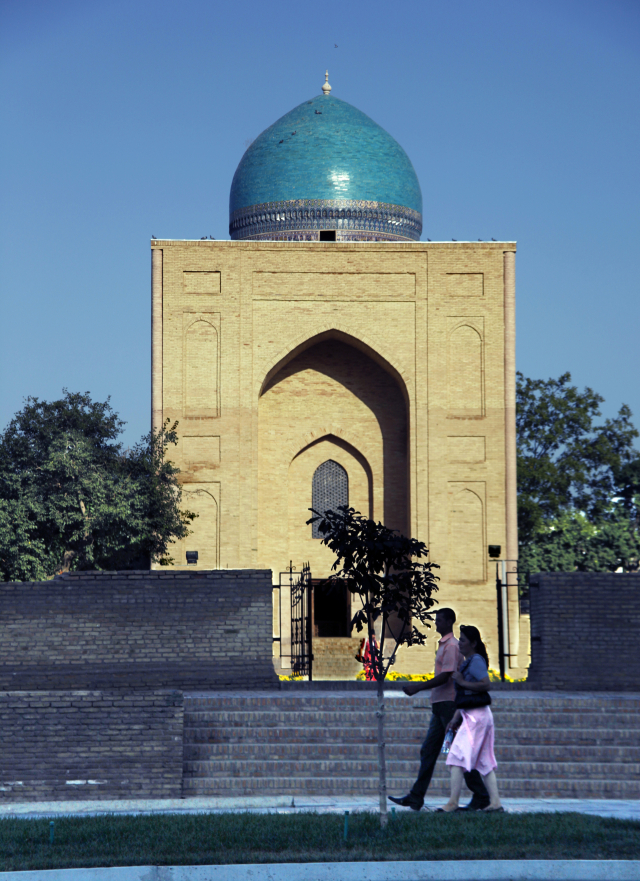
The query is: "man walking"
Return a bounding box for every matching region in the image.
[388,607,490,811]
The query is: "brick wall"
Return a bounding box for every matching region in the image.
[527,572,640,690]
[312,637,363,680]
[0,690,183,801]
[0,570,278,690]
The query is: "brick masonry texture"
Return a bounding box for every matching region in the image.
[0,570,278,690]
[154,239,525,678]
[0,690,183,802]
[183,691,640,799]
[527,572,640,691]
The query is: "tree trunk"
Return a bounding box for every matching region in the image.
[59,550,76,574]
[376,676,388,827]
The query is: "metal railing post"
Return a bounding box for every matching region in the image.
[307,566,313,681]
[495,561,506,682]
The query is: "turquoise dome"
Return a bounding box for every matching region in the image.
[229,92,422,242]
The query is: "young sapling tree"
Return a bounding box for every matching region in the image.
[308,505,439,827]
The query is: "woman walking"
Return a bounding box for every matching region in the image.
[438,625,503,813]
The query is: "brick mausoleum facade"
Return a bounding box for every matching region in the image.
[150,75,526,676]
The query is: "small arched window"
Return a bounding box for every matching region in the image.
[312,460,349,538]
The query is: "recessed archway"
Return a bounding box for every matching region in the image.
[258,327,410,408]
[257,335,409,580]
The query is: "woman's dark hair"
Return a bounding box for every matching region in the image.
[459,625,490,668]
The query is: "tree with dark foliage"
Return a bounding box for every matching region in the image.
[308,505,439,826]
[517,372,640,577]
[0,391,195,581]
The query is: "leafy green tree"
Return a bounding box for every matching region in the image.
[0,391,195,581]
[517,372,640,577]
[613,456,640,536]
[308,505,439,826]
[519,504,640,577]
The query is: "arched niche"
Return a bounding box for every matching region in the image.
[285,435,371,594]
[448,324,484,417]
[257,337,408,579]
[258,328,410,410]
[184,319,219,417]
[182,487,219,569]
[448,486,485,583]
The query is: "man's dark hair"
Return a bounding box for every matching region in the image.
[436,607,456,625]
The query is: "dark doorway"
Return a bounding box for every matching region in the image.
[313,579,351,637]
[319,230,337,242]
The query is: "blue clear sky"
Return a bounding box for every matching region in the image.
[1,0,639,448]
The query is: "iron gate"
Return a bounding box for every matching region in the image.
[278,562,312,679]
[489,555,518,681]
[276,562,313,679]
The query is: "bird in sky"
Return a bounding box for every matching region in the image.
[151,235,157,239]
[452,238,457,242]
[200,236,207,240]
[209,235,215,240]
[491,238,496,241]
[427,238,431,242]
[335,44,338,48]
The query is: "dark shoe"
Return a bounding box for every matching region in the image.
[457,799,491,812]
[388,794,423,811]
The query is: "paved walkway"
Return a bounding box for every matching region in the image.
[2,860,640,881]
[1,795,639,820]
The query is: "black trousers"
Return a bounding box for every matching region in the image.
[409,700,490,805]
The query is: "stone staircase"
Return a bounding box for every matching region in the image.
[182,691,640,799]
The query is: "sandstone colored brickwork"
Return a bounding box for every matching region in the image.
[0,690,183,801]
[312,636,363,680]
[153,240,524,676]
[0,570,277,690]
[527,572,640,690]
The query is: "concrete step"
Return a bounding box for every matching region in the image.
[183,724,640,745]
[183,709,640,728]
[182,776,640,799]
[184,742,640,762]
[183,758,640,781]
[185,695,640,710]
[181,691,640,800]
[496,728,640,745]
[185,694,640,709]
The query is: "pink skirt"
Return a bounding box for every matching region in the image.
[445,706,497,777]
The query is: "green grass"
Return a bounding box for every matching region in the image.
[1,811,638,871]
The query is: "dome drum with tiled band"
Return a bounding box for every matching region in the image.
[229,73,422,242]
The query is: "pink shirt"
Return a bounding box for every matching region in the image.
[430,631,461,703]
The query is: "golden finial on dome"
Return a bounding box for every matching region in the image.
[322,70,332,96]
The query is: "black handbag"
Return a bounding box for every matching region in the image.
[455,690,491,709]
